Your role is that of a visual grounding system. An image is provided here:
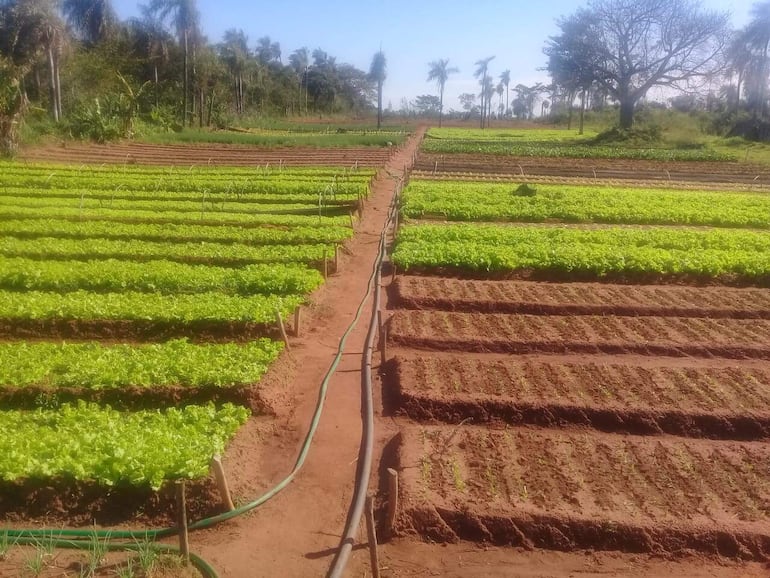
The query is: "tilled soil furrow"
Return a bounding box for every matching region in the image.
[397,425,770,559]
[393,277,770,318]
[390,355,770,439]
[388,311,770,359]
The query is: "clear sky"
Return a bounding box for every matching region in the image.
[112,0,757,111]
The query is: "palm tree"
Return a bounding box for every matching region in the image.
[369,50,387,129]
[499,69,511,116]
[220,28,249,114]
[496,82,504,116]
[474,56,494,128]
[148,0,199,127]
[736,1,770,118]
[289,47,309,115]
[427,58,458,128]
[61,0,115,45]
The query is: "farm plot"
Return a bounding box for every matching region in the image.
[384,131,770,563]
[396,425,770,559]
[0,162,370,521]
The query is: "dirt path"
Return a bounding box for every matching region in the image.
[190,127,426,577]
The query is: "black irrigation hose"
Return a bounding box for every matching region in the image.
[327,176,402,578]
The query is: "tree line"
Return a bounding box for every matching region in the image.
[0,0,388,154]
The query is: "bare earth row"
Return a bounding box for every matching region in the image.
[415,152,770,184]
[393,276,770,319]
[20,142,393,167]
[388,310,770,359]
[397,424,770,560]
[391,353,770,439]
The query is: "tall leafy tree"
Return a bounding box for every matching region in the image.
[427,58,458,127]
[734,2,770,118]
[288,46,309,114]
[219,28,249,113]
[474,56,494,128]
[148,0,199,126]
[368,49,386,129]
[546,0,728,128]
[499,69,510,116]
[61,0,116,45]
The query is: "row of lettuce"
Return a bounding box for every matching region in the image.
[420,127,735,161]
[394,177,770,286]
[0,164,371,493]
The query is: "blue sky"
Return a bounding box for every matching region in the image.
[113,0,757,110]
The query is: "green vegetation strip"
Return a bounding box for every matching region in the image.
[0,177,368,197]
[0,338,282,390]
[401,181,770,228]
[0,205,351,228]
[421,139,734,162]
[0,290,303,323]
[0,402,249,489]
[0,161,376,179]
[0,257,323,295]
[0,218,353,245]
[393,224,770,281]
[0,186,360,205]
[426,127,599,141]
[0,237,333,266]
[0,195,338,217]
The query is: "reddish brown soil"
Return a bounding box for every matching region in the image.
[19,141,394,167]
[0,478,220,526]
[416,152,770,184]
[396,424,770,560]
[388,310,770,359]
[393,276,770,318]
[390,354,770,439]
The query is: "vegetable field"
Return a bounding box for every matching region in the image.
[384,128,770,563]
[0,161,372,515]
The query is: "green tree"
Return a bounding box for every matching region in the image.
[148,0,199,126]
[546,0,728,129]
[288,46,309,115]
[499,69,510,116]
[369,50,386,129]
[61,0,116,46]
[219,28,249,114]
[474,56,494,128]
[427,58,458,127]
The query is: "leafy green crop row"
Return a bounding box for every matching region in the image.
[0,218,352,245]
[0,257,323,295]
[0,161,375,179]
[0,236,334,266]
[0,204,351,228]
[393,223,770,281]
[0,402,249,488]
[0,185,360,205]
[0,174,369,198]
[0,338,283,390]
[0,195,338,217]
[0,290,303,323]
[401,180,770,229]
[426,127,598,141]
[421,139,735,162]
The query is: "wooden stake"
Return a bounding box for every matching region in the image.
[293,306,302,337]
[365,495,381,578]
[176,481,190,561]
[210,455,235,511]
[349,210,355,229]
[275,308,291,351]
[334,245,340,272]
[386,468,399,538]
